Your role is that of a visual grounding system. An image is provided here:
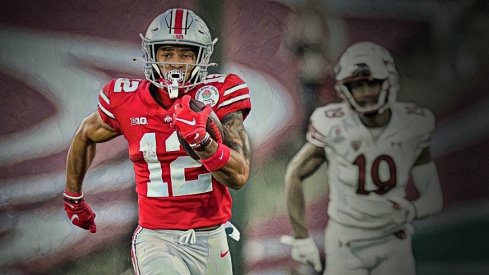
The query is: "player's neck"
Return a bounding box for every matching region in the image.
[358,109,391,128]
[149,85,176,110]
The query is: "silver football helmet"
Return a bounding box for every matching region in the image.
[141,8,217,98]
[334,41,399,114]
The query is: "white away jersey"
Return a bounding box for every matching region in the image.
[307,102,435,231]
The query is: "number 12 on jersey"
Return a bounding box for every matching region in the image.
[139,132,213,197]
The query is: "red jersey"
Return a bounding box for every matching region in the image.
[97,74,251,229]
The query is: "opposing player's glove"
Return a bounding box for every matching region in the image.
[63,191,97,233]
[389,197,417,225]
[281,235,322,272]
[173,95,211,148]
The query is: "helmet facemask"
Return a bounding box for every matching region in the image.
[140,9,216,98]
[336,65,390,114]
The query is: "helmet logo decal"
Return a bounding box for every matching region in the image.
[350,63,371,78]
[195,85,220,107]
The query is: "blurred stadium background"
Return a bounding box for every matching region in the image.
[1,0,489,274]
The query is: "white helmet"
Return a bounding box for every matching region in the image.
[140,8,216,98]
[334,41,399,114]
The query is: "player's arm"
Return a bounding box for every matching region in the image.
[173,95,250,190]
[281,142,325,272]
[410,147,443,219]
[63,111,120,233]
[66,111,120,193]
[285,142,326,238]
[195,111,251,190]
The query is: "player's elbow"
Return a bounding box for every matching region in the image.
[230,178,246,190]
[229,166,250,190]
[285,163,302,184]
[77,112,105,144]
[75,117,95,144]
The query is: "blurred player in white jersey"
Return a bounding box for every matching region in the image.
[63,8,251,274]
[282,41,443,275]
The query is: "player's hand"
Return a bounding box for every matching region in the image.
[281,235,322,272]
[63,192,97,233]
[389,197,416,225]
[173,95,211,146]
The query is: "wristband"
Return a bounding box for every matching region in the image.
[201,143,231,172]
[63,190,84,203]
[190,133,212,151]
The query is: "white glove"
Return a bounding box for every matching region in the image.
[280,235,322,272]
[389,197,417,225]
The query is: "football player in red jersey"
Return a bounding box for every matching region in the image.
[63,8,251,274]
[282,42,443,274]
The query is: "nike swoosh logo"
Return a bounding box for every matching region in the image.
[218,151,224,160]
[71,214,79,222]
[220,250,229,258]
[66,203,75,209]
[175,117,196,126]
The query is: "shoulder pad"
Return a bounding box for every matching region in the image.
[109,78,144,93]
[307,102,349,147]
[311,102,349,125]
[394,102,435,133]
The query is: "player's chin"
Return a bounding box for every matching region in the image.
[361,109,379,116]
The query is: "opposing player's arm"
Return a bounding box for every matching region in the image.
[410,147,443,219]
[65,111,120,193]
[285,142,326,238]
[196,111,251,190]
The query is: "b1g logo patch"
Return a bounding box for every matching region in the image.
[130,117,148,125]
[195,85,219,107]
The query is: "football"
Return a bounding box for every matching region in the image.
[177,99,224,160]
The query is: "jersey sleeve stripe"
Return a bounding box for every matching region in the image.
[218,94,250,108]
[203,76,226,84]
[99,90,110,104]
[223,84,248,96]
[98,103,115,119]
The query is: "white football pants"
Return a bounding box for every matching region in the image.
[131,225,232,275]
[324,221,416,275]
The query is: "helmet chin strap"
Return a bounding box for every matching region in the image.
[375,80,390,114]
[188,66,200,84]
[377,102,389,114]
